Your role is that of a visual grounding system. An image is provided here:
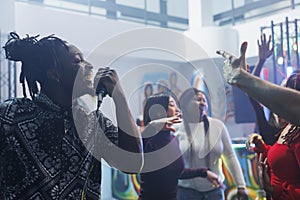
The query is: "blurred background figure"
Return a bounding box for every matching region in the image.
[139,92,221,200]
[176,88,248,200]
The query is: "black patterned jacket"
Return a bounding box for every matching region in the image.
[0,93,118,200]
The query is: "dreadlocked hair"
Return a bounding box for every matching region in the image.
[285,72,300,91]
[2,32,68,98]
[282,72,300,144]
[282,124,300,145]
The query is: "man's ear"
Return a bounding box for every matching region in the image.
[47,68,60,82]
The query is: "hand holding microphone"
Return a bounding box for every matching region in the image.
[94,67,121,106]
[94,67,109,106]
[96,83,108,104]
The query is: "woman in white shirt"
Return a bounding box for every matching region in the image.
[176,87,248,200]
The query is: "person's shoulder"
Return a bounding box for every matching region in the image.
[207,117,225,125]
[0,97,38,123]
[0,97,31,111]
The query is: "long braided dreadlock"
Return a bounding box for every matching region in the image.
[2,32,68,99]
[282,72,300,144]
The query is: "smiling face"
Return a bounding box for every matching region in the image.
[57,44,95,98]
[194,91,208,117]
[182,90,208,123]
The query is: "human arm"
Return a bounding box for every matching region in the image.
[140,115,182,153]
[238,71,300,126]
[94,68,143,173]
[249,34,279,144]
[252,34,273,76]
[141,115,182,152]
[217,42,300,125]
[143,114,182,133]
[247,40,270,137]
[221,124,248,199]
[180,168,222,188]
[249,98,279,145]
[246,133,271,155]
[179,168,208,179]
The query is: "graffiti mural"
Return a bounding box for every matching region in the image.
[112,140,262,200]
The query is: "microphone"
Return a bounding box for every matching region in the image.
[95,67,110,109]
[96,84,108,104]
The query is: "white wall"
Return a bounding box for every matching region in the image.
[0,0,14,33]
[184,26,239,58]
[14,1,243,61]
[186,0,240,58]
[15,2,144,55]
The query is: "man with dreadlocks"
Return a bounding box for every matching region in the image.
[0,32,143,199]
[217,42,300,200]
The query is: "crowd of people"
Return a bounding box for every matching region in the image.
[1,31,299,200]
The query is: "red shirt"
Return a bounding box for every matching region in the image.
[267,136,300,200]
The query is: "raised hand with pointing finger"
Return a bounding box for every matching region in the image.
[216,42,248,85]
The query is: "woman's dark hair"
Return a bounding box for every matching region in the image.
[179,88,211,169]
[2,32,68,98]
[143,93,170,126]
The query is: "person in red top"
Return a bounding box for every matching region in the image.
[247,72,300,200]
[217,41,300,200]
[248,126,300,200]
